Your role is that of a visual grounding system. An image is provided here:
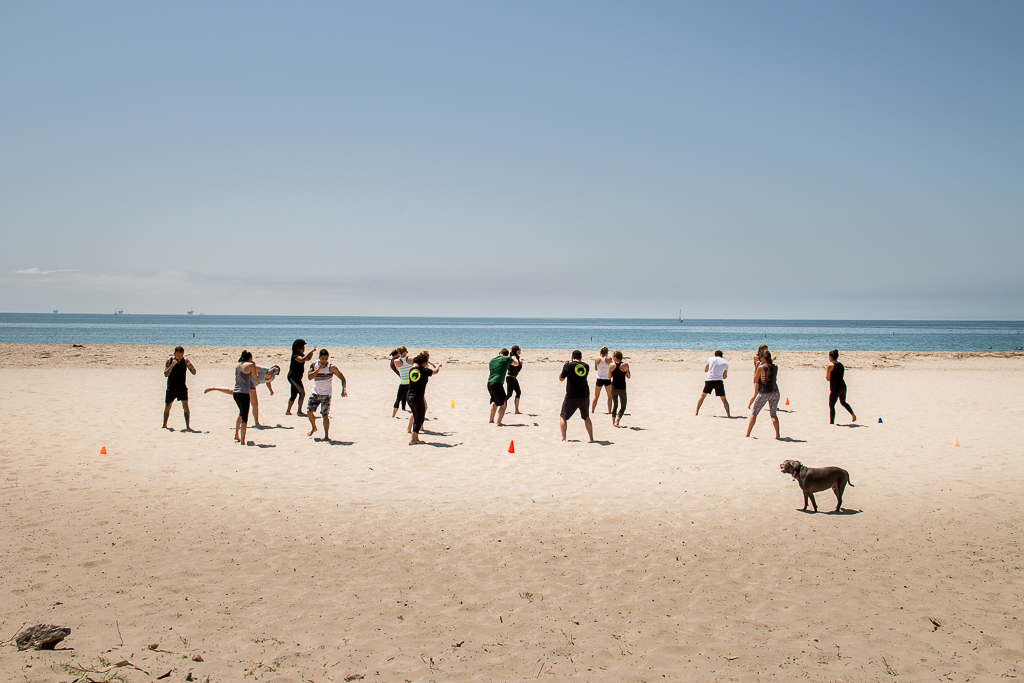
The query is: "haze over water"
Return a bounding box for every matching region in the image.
[2,314,1021,352]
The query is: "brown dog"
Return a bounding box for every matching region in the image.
[780,459,854,512]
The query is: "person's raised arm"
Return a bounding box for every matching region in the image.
[433,363,443,375]
[307,361,320,380]
[304,348,317,362]
[186,359,196,375]
[164,357,175,377]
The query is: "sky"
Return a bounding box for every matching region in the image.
[1,1,1022,319]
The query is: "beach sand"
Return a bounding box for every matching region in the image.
[2,344,1023,682]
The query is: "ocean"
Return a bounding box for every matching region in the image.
[1,314,1021,352]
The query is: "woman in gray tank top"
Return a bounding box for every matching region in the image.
[231,350,257,444]
[746,350,781,439]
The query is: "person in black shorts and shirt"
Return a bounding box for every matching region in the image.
[407,353,442,445]
[163,346,196,430]
[559,350,595,442]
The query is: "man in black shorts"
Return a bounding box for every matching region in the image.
[559,350,595,442]
[487,348,512,426]
[695,350,730,417]
[163,346,196,429]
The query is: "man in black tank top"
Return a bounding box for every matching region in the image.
[163,346,196,430]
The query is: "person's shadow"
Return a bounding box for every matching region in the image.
[776,437,807,443]
[798,508,862,515]
[314,438,353,445]
[245,442,277,448]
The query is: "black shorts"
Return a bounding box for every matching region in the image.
[165,387,189,403]
[702,380,726,396]
[595,378,612,387]
[487,381,507,406]
[233,392,251,422]
[560,397,590,420]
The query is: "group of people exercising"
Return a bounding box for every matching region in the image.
[162,340,856,444]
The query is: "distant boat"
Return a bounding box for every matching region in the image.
[678,310,683,323]
[187,309,194,315]
[52,309,58,314]
[114,309,124,315]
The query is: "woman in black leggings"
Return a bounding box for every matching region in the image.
[609,350,630,427]
[826,349,856,424]
[505,345,523,414]
[286,339,316,417]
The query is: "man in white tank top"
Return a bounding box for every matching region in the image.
[306,349,347,441]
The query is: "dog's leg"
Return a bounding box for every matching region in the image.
[833,480,846,512]
[808,492,818,512]
[802,491,809,511]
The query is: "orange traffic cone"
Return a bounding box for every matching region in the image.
[785,397,790,406]
[953,435,960,447]
[508,440,515,454]
[100,447,107,454]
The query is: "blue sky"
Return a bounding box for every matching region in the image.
[1,1,1021,318]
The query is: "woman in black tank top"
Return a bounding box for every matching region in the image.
[505,345,524,414]
[609,351,630,427]
[286,339,317,417]
[826,349,856,424]
[746,350,781,439]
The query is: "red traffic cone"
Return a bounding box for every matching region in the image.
[785,397,790,406]
[953,435,960,447]
[100,447,107,454]
[508,440,515,454]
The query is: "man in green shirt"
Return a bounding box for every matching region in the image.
[487,348,512,426]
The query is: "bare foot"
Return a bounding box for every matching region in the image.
[851,414,857,422]
[285,411,292,416]
[308,425,317,437]
[297,412,307,417]
[409,435,421,445]
[514,411,522,414]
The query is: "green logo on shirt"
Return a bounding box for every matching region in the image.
[574,364,587,377]
[410,369,421,382]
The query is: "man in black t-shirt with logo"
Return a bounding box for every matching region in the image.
[558,349,595,442]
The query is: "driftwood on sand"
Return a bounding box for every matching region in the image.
[14,624,71,650]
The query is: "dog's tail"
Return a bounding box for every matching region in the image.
[848,479,855,487]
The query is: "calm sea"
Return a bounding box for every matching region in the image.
[1,314,1022,352]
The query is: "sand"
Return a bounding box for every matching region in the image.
[1,344,1023,682]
